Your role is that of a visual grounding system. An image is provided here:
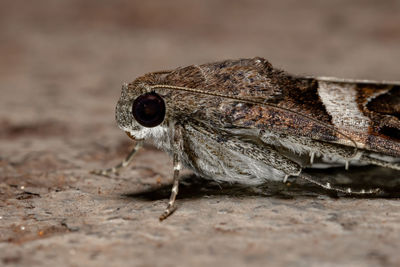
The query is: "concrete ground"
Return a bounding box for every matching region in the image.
[1,1,400,266]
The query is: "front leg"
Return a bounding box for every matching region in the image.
[159,125,184,221]
[91,141,143,176]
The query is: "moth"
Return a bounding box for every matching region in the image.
[92,57,400,220]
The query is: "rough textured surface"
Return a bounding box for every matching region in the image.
[1,1,400,266]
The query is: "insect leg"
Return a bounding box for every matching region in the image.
[159,153,181,221]
[299,173,380,195]
[225,136,380,195]
[91,141,143,176]
[260,132,356,168]
[190,123,379,195]
[264,132,399,172]
[359,153,400,171]
[189,123,303,179]
[159,125,184,221]
[223,137,303,179]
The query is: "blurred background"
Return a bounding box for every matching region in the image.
[1,1,400,266]
[1,0,400,130]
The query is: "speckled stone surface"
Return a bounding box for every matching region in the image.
[1,1,400,266]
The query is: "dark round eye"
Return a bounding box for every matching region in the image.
[132,92,166,127]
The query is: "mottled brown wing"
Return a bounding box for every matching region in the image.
[316,77,400,157]
[226,77,400,157]
[161,57,400,157]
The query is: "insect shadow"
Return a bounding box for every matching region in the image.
[123,165,400,201]
[123,173,306,201]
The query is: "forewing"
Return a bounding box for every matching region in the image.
[161,57,400,157]
[222,78,400,157]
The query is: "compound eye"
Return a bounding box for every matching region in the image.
[132,92,166,128]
